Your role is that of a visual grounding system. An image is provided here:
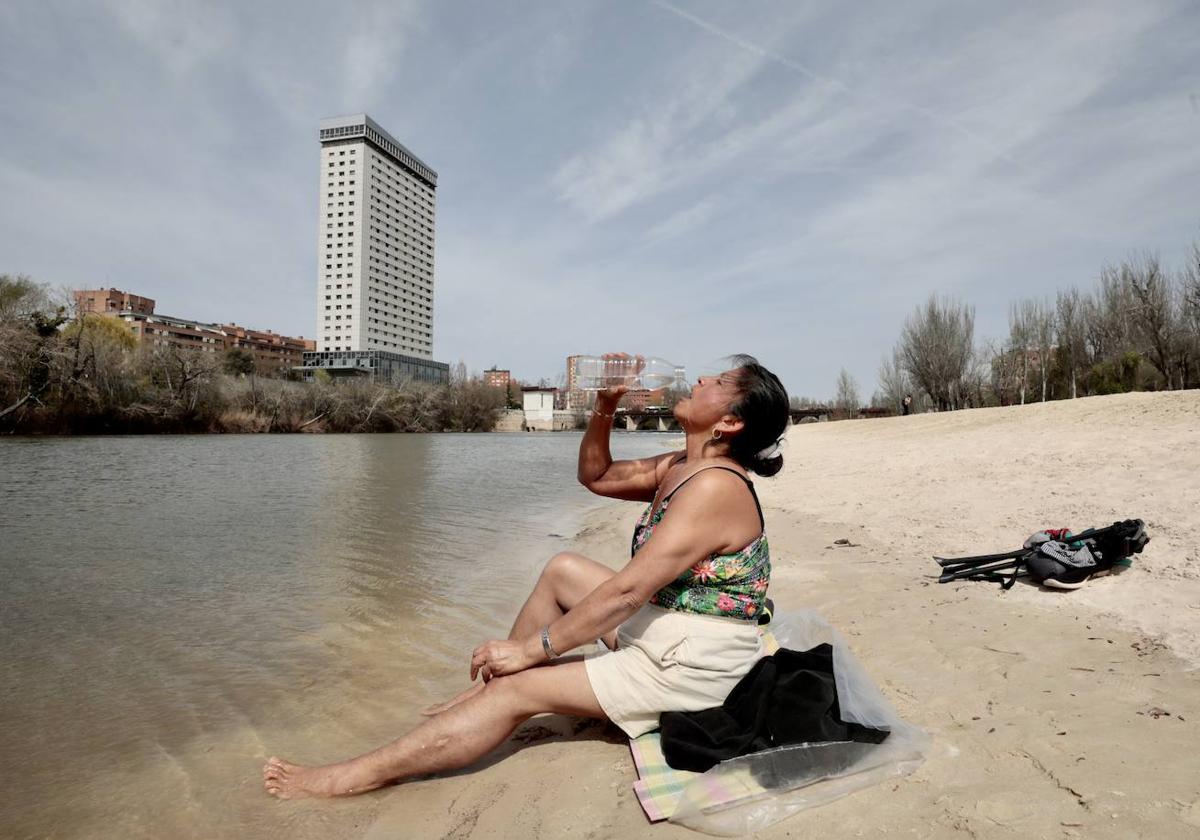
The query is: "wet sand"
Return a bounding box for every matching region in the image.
[356,390,1200,838]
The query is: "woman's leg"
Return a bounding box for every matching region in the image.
[506,551,618,646]
[423,552,617,715]
[264,660,603,799]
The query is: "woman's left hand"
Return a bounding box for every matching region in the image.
[470,638,537,682]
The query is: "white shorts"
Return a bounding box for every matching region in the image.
[583,604,763,738]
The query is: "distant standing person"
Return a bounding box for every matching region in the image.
[902,394,913,416]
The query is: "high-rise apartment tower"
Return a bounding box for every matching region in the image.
[303,114,448,384]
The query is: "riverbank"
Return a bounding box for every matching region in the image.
[357,390,1199,838]
[0,373,507,435]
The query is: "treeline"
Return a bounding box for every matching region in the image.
[0,275,504,434]
[869,242,1200,413]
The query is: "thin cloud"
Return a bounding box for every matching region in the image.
[549,16,792,221]
[1,1,1196,396]
[100,0,234,75]
[650,0,1023,169]
[342,1,425,108]
[642,197,718,244]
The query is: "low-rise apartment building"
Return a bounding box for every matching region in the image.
[74,288,155,317]
[120,311,225,354]
[622,388,668,411]
[564,354,587,410]
[72,288,314,376]
[483,367,511,390]
[221,323,316,376]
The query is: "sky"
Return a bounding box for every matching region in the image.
[1,0,1198,398]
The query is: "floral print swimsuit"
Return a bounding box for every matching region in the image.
[631,465,770,622]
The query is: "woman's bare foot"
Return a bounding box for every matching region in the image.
[262,757,364,799]
[421,681,485,716]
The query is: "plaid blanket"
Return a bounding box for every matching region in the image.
[628,628,781,822]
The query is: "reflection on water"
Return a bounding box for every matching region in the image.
[0,432,669,839]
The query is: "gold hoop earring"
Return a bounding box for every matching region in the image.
[711,429,722,442]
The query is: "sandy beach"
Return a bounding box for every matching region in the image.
[345,390,1200,839]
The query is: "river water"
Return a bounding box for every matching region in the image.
[0,432,671,839]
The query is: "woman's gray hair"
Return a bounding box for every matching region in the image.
[724,354,790,477]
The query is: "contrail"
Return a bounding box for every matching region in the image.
[650,0,1022,168]
[652,0,839,88]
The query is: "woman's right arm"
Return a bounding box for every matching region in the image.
[533,470,735,662]
[577,389,675,502]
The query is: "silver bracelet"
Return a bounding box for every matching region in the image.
[540,625,560,660]
[591,408,615,419]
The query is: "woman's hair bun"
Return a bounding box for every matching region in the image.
[752,451,784,477]
[723,354,790,477]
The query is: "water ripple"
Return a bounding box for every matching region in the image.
[0,432,668,839]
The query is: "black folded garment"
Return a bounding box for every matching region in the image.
[660,644,890,773]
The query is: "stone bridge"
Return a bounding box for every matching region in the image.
[789,407,830,423]
[617,409,682,431]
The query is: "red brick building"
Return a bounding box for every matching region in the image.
[484,367,511,390]
[72,288,314,376]
[221,324,316,376]
[565,354,587,410]
[622,388,668,410]
[564,354,670,411]
[74,288,155,317]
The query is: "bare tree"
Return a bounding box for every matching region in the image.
[1085,263,1136,365]
[1126,253,1183,389]
[961,345,991,408]
[0,277,68,425]
[983,338,1020,405]
[1181,241,1200,388]
[1007,298,1054,403]
[0,274,50,322]
[834,368,860,418]
[1008,300,1032,404]
[899,294,975,411]
[1031,299,1054,401]
[876,347,910,413]
[1055,288,1087,398]
[143,345,219,412]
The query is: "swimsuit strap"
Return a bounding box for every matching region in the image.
[660,465,765,530]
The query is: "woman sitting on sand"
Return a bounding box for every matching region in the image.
[264,354,790,799]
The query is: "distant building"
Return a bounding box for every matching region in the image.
[72,287,313,374]
[300,349,447,384]
[622,388,668,411]
[563,355,676,411]
[221,323,316,376]
[300,113,448,385]
[484,367,510,390]
[74,288,155,317]
[565,354,588,410]
[521,386,556,431]
[118,311,226,355]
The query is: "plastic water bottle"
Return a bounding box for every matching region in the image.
[572,356,686,391]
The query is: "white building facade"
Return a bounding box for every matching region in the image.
[521,388,555,431]
[302,114,447,384]
[521,388,577,431]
